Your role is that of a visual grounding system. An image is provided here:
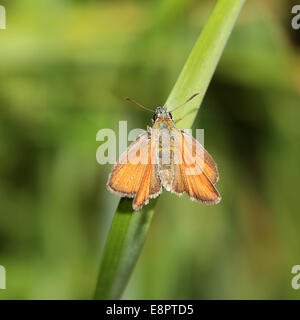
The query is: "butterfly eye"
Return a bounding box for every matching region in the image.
[153,114,158,121]
[168,112,172,119]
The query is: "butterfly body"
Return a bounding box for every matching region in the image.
[107,103,221,211]
[154,113,175,193]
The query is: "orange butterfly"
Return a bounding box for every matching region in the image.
[107,94,221,211]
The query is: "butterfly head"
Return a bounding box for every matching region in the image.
[152,106,172,124]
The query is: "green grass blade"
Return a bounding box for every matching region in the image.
[94,0,245,300]
[167,0,246,128]
[94,198,157,299]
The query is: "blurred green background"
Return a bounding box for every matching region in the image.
[0,0,300,299]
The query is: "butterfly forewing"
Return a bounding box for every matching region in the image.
[107,130,161,210]
[181,131,219,184]
[171,129,221,204]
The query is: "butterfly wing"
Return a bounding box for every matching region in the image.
[172,129,221,204]
[181,130,219,184]
[107,130,161,211]
[133,159,161,211]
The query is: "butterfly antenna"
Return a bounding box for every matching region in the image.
[171,93,199,112]
[124,97,155,113]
